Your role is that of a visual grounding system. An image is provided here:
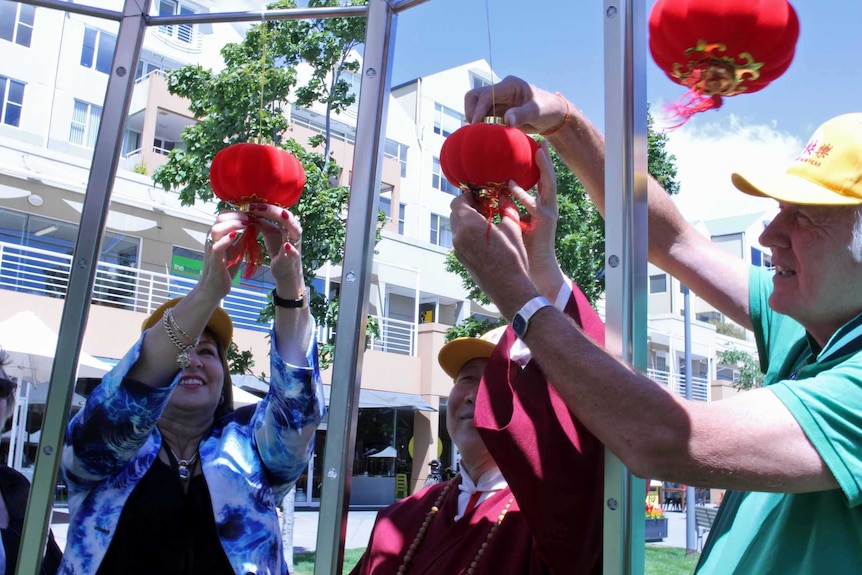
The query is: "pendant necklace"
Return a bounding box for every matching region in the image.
[165,445,199,481]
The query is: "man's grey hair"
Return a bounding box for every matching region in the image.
[852,206,862,263]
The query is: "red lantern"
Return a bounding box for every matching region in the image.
[209,143,306,279]
[649,0,799,125]
[439,122,540,229]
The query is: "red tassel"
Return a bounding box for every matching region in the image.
[229,222,264,280]
[662,91,724,129]
[470,184,529,240]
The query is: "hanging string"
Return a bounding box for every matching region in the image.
[483,0,496,118]
[258,9,267,141]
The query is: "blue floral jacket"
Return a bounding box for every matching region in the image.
[58,327,325,575]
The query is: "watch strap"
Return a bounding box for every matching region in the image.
[513,295,552,337]
[271,288,306,309]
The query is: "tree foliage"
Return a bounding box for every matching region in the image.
[151,1,376,370]
[446,113,680,336]
[717,346,765,390]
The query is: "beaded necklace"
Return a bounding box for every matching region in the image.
[397,478,515,575]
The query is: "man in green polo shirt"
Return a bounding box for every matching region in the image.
[450,75,862,574]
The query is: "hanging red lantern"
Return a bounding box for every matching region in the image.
[439,121,540,230]
[649,0,799,125]
[209,143,306,279]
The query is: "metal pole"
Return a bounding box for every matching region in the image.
[313,1,396,573]
[603,1,648,574]
[683,285,696,554]
[16,0,152,573]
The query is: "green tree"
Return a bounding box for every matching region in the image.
[276,0,366,163]
[717,346,764,390]
[446,113,679,335]
[152,1,381,370]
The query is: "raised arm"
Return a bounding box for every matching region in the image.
[449,121,837,493]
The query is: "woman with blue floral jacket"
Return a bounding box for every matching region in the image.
[59,204,324,575]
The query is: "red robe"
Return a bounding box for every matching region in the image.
[351,282,605,574]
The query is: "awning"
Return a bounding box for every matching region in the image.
[232,375,436,412]
[324,386,437,412]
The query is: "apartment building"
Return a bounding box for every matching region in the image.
[0,0,762,508]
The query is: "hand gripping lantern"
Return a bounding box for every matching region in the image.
[440,121,540,231]
[209,143,306,279]
[649,0,799,126]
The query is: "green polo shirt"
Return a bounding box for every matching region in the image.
[696,267,862,574]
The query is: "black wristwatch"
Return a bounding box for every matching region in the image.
[271,288,306,309]
[512,296,553,339]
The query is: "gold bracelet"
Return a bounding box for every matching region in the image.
[162,309,199,368]
[540,92,571,136]
[164,307,198,345]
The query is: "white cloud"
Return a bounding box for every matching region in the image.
[661,115,803,222]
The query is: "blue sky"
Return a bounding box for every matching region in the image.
[390,0,862,220]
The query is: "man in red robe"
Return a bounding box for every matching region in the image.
[351,274,605,574]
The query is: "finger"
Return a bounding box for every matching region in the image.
[465,89,481,125]
[508,180,536,215]
[535,145,556,202]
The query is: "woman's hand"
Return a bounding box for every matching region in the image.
[249,203,306,300]
[197,211,249,303]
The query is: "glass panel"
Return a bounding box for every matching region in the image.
[0,3,16,42]
[96,32,116,75]
[4,79,22,127]
[16,3,35,47]
[69,100,87,145]
[80,27,96,68]
[86,104,102,148]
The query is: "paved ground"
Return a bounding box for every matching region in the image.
[50,506,702,554]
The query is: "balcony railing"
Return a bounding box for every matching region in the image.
[0,241,417,355]
[647,368,710,401]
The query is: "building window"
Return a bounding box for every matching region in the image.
[0,76,25,127]
[649,273,667,294]
[433,103,463,137]
[0,208,140,302]
[158,0,195,44]
[80,27,116,75]
[751,247,773,268]
[122,130,142,157]
[69,100,102,148]
[379,184,392,222]
[432,157,460,196]
[471,74,491,90]
[153,137,179,156]
[135,60,164,81]
[398,203,405,235]
[0,2,36,47]
[339,70,361,113]
[384,138,408,178]
[430,214,452,248]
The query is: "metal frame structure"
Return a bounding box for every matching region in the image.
[12,0,647,573]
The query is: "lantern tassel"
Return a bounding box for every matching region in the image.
[228,222,265,280]
[469,184,530,239]
[662,91,724,129]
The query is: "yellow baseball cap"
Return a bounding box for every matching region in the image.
[437,325,506,380]
[732,113,862,205]
[141,297,234,352]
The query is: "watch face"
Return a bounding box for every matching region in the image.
[512,313,527,338]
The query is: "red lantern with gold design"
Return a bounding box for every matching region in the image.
[649,0,799,124]
[440,122,540,227]
[209,143,306,279]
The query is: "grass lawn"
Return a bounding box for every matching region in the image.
[291,546,699,574]
[645,546,701,575]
